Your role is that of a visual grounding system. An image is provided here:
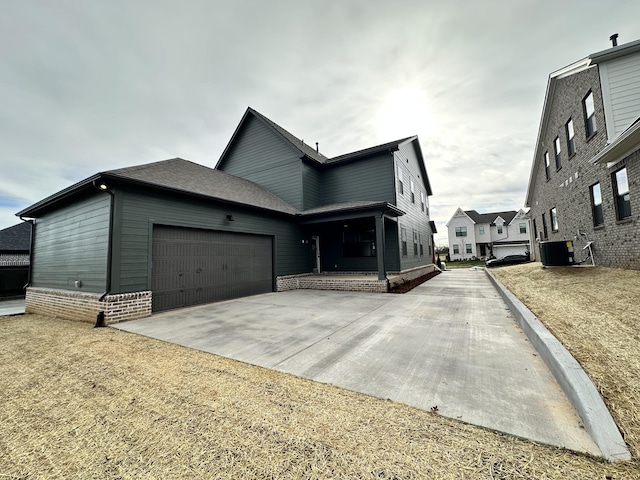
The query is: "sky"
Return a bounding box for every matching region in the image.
[2,1,640,245]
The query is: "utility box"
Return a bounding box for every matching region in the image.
[540,240,574,266]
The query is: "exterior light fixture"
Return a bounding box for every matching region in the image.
[226,214,235,221]
[98,183,108,190]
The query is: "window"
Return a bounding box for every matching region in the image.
[550,207,558,232]
[519,223,527,234]
[465,244,472,254]
[613,167,631,220]
[566,119,575,157]
[583,91,597,138]
[410,180,415,203]
[343,226,376,257]
[397,168,404,195]
[413,231,418,256]
[420,191,425,212]
[554,137,562,170]
[453,244,459,255]
[401,227,407,256]
[497,225,503,234]
[479,226,485,235]
[533,219,538,240]
[590,182,604,226]
[542,213,548,240]
[455,226,467,237]
[419,233,424,256]
[544,151,550,180]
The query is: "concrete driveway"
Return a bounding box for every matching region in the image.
[114,268,599,455]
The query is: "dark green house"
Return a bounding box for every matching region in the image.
[17,107,434,323]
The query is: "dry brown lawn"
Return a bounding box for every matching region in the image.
[1,265,639,478]
[492,262,640,463]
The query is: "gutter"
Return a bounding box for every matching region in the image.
[19,217,35,292]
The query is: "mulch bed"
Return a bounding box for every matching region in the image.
[389,270,441,293]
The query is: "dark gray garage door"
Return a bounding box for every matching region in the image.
[152,225,273,312]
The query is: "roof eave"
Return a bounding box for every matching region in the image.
[591,120,640,167]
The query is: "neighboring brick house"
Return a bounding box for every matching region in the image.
[446,208,531,261]
[525,36,640,269]
[0,222,31,296]
[17,107,434,323]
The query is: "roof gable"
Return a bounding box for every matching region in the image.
[216,107,329,170]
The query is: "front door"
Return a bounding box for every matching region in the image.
[312,236,321,273]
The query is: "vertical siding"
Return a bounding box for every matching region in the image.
[320,153,395,205]
[394,142,433,271]
[218,115,303,209]
[31,193,110,293]
[302,163,322,209]
[599,54,640,139]
[111,188,309,293]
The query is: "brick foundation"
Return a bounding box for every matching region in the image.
[277,273,389,293]
[25,287,152,325]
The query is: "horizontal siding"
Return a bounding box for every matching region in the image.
[219,115,303,209]
[111,188,310,293]
[302,163,322,210]
[600,54,640,138]
[394,142,433,270]
[31,193,110,293]
[320,153,395,205]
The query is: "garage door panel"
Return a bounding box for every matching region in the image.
[152,226,273,312]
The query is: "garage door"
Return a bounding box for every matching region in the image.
[152,225,273,312]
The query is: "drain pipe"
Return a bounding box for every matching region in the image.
[19,217,35,293]
[93,180,115,327]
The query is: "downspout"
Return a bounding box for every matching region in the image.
[19,217,35,293]
[94,181,115,327]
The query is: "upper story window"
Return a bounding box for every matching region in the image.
[497,225,503,234]
[544,151,550,180]
[613,167,631,221]
[479,226,485,235]
[583,91,597,139]
[519,222,527,234]
[566,119,575,157]
[397,168,404,195]
[455,226,467,237]
[550,207,559,231]
[420,191,425,212]
[590,182,604,227]
[410,180,415,203]
[554,137,562,170]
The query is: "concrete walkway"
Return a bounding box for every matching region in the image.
[0,298,25,316]
[114,268,600,456]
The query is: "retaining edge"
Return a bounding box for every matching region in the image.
[485,268,631,461]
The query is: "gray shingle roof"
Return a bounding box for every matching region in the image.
[301,201,404,217]
[0,222,31,251]
[464,210,518,225]
[105,158,299,215]
[327,137,415,164]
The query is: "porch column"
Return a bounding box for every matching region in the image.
[375,214,386,280]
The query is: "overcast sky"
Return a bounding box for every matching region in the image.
[2,1,640,244]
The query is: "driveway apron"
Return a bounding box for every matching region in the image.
[114,268,599,455]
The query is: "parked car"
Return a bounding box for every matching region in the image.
[485,254,530,268]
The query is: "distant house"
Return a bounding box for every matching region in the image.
[0,222,31,297]
[17,107,435,323]
[446,208,531,261]
[525,36,640,269]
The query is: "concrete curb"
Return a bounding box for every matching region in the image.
[485,268,631,461]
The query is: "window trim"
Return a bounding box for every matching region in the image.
[455,226,467,237]
[410,180,415,203]
[554,137,562,171]
[401,227,407,256]
[566,118,576,158]
[583,90,597,140]
[465,243,472,254]
[590,182,604,227]
[613,167,632,221]
[519,222,527,234]
[397,167,404,195]
[550,207,559,232]
[544,151,550,180]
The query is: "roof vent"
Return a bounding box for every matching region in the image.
[610,33,619,47]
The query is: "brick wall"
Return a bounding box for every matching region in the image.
[529,66,640,269]
[277,273,389,293]
[25,287,152,324]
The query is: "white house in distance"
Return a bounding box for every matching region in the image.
[446,208,531,261]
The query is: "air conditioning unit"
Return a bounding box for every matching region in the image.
[540,240,574,266]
